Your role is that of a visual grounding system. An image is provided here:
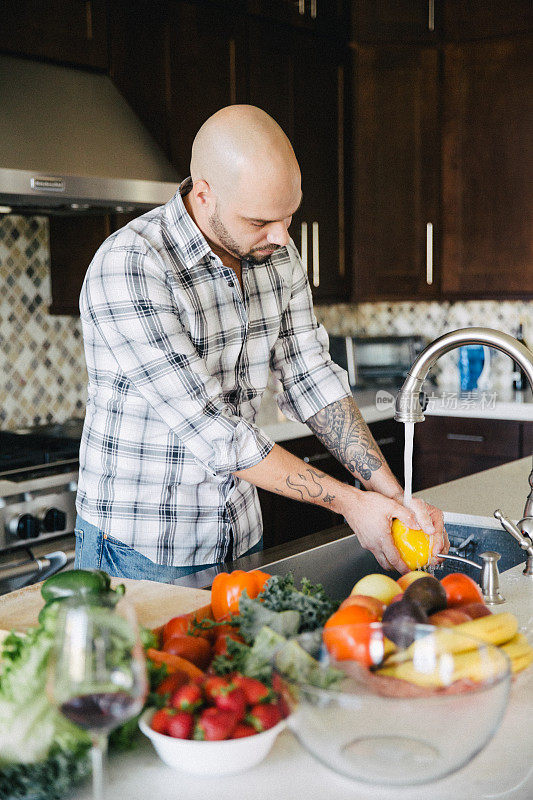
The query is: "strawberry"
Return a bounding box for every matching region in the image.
[231,723,257,739]
[214,687,246,720]
[202,675,232,702]
[171,682,203,712]
[275,696,291,720]
[167,711,194,739]
[246,703,282,732]
[150,707,173,735]
[195,707,239,741]
[232,675,272,705]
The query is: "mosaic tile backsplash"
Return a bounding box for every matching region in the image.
[1,214,532,430]
[0,215,86,430]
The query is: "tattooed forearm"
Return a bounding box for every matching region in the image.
[307,396,383,481]
[284,468,334,506]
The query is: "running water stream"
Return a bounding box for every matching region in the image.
[403,421,415,509]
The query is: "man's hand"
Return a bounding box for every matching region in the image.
[339,490,423,573]
[409,498,449,565]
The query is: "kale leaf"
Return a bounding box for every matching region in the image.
[258,573,339,632]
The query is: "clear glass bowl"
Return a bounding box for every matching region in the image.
[285,621,511,786]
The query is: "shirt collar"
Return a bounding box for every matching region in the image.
[163,177,212,270]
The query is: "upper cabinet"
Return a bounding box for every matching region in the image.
[108,0,170,156]
[247,0,347,36]
[443,1,533,40]
[351,45,439,300]
[245,20,348,301]
[351,0,439,43]
[349,1,533,302]
[441,39,533,297]
[0,0,108,69]
[292,36,348,301]
[166,2,248,178]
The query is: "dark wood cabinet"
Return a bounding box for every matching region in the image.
[166,1,247,178]
[350,1,439,43]
[48,212,137,315]
[292,36,348,302]
[412,416,524,490]
[108,0,170,157]
[0,0,108,69]
[258,434,350,550]
[351,45,439,301]
[371,417,405,485]
[245,23,348,302]
[248,0,346,35]
[522,423,533,457]
[443,1,533,41]
[259,418,405,548]
[442,39,533,298]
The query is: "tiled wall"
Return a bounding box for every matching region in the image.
[314,301,533,392]
[1,214,532,430]
[0,215,86,429]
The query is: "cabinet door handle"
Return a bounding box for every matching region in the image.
[229,39,237,105]
[426,222,433,285]
[310,0,317,19]
[301,221,308,274]
[303,453,330,464]
[428,0,435,31]
[85,1,93,40]
[446,433,485,443]
[312,221,320,287]
[337,64,345,278]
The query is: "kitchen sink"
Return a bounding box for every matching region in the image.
[173,515,527,601]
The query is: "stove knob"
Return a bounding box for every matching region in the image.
[42,507,67,532]
[9,513,40,540]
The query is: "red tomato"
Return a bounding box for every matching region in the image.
[323,604,379,666]
[162,604,214,646]
[440,573,484,608]
[163,634,212,670]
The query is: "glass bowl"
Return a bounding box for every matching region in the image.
[285,621,511,786]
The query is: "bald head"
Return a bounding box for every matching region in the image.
[184,106,302,266]
[190,105,300,203]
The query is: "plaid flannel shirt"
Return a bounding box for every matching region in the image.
[76,178,351,566]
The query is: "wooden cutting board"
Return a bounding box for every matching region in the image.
[0,578,211,632]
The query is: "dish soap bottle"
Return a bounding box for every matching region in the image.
[512,323,528,392]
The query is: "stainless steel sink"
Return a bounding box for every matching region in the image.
[172,516,527,600]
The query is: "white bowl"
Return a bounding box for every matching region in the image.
[139,707,287,775]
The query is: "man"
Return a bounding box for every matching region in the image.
[75,105,447,581]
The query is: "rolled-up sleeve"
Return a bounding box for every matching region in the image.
[269,240,351,423]
[81,244,274,476]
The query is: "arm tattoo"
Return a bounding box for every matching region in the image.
[284,467,334,506]
[307,396,383,481]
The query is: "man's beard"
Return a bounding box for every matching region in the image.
[209,206,281,265]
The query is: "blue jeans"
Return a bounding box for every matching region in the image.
[74,515,263,582]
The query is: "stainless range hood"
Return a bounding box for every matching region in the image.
[0,55,180,214]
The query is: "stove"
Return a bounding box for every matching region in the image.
[0,421,82,593]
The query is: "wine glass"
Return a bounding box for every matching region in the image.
[47,597,148,800]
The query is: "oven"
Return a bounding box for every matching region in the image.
[0,420,82,595]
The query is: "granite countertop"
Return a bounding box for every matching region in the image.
[415,456,532,524]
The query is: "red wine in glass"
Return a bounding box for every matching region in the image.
[60,691,141,732]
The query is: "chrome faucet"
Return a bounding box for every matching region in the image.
[395,327,533,575]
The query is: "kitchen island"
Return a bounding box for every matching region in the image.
[76,561,533,800]
[73,457,533,800]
